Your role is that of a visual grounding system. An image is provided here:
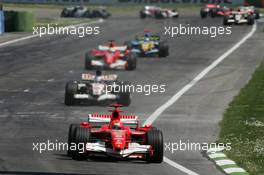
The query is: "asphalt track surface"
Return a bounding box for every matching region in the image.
[0,14,263,175]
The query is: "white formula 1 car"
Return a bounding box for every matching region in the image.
[140,6,179,19]
[223,10,255,25]
[64,71,131,106]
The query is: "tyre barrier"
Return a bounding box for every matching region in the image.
[0,11,4,34]
[4,11,35,32]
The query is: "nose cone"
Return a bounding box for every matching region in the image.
[104,53,114,64]
[111,130,126,150]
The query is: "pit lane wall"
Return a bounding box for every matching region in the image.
[0,0,246,5]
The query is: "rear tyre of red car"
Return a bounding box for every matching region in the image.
[65,81,78,106]
[159,42,169,57]
[85,53,93,70]
[146,129,164,163]
[72,127,90,160]
[126,53,137,70]
[67,124,79,156]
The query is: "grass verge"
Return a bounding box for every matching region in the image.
[219,61,264,175]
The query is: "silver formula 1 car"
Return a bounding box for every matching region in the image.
[64,71,131,106]
[223,10,255,25]
[140,6,179,19]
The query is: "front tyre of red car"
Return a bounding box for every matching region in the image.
[146,129,164,163]
[67,124,79,156]
[72,127,90,161]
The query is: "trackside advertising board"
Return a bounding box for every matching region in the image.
[0,0,245,5]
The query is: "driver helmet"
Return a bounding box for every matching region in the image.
[109,47,115,53]
[95,70,102,82]
[144,32,151,38]
[112,121,122,130]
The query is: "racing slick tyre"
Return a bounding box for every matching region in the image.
[223,16,231,26]
[124,41,132,50]
[67,124,79,156]
[255,10,260,19]
[85,53,93,69]
[154,11,163,19]
[146,129,163,163]
[61,9,71,17]
[65,81,78,105]
[200,9,207,18]
[247,15,255,25]
[210,9,217,18]
[158,42,169,57]
[72,127,90,160]
[117,81,131,106]
[140,11,147,19]
[125,53,137,70]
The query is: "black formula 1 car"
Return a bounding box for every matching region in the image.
[61,6,111,18]
[64,71,131,106]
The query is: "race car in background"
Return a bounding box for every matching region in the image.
[125,32,169,57]
[238,6,260,19]
[61,6,111,18]
[140,6,179,19]
[200,4,231,18]
[85,41,137,70]
[65,70,131,106]
[223,9,255,25]
[67,104,164,163]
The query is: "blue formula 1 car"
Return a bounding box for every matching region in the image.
[125,32,169,57]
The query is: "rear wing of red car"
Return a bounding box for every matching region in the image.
[88,114,139,125]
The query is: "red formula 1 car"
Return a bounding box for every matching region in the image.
[200,4,231,18]
[67,104,164,163]
[85,41,137,70]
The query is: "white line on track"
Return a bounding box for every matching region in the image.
[143,24,257,175]
[0,19,104,48]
